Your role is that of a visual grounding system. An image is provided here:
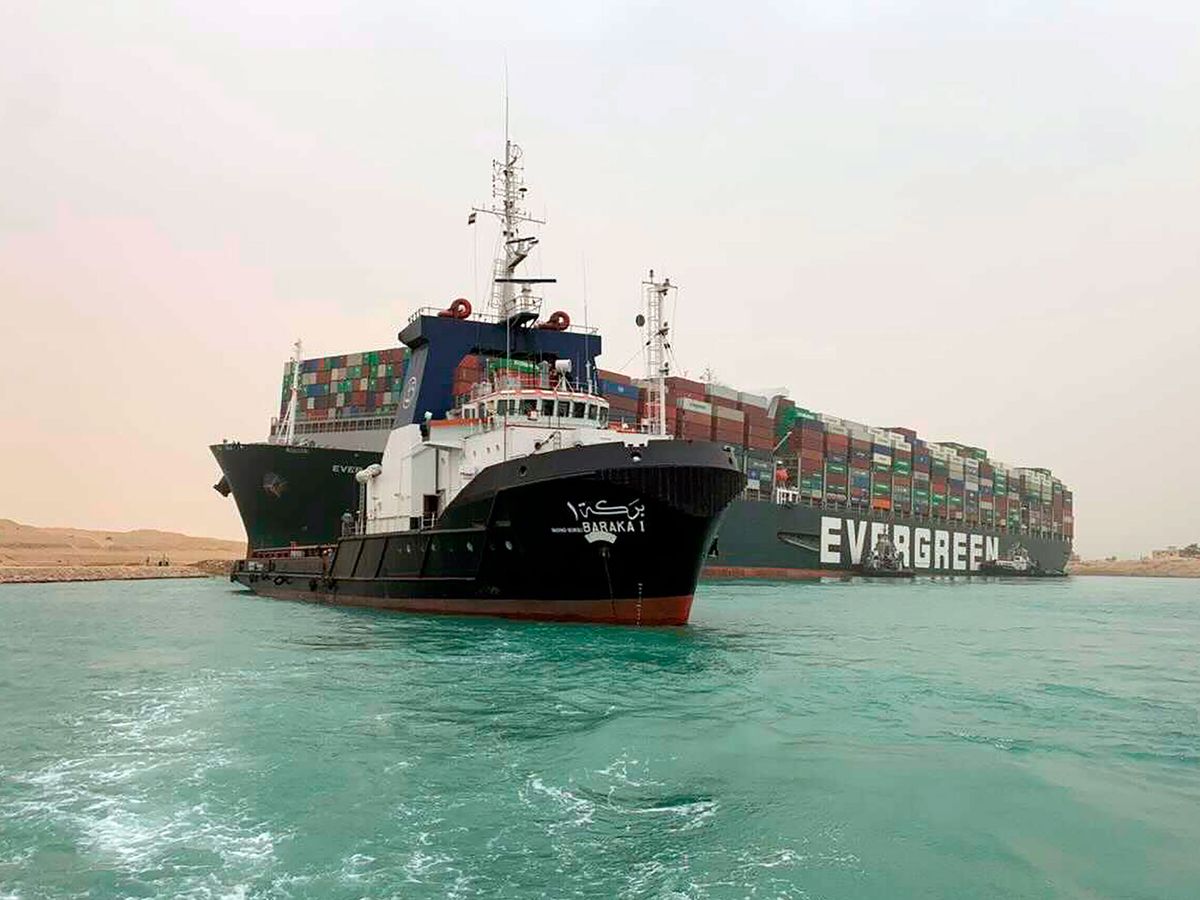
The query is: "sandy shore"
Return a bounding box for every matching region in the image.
[1069,558,1200,578]
[0,519,245,568]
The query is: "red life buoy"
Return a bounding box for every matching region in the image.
[438,298,472,319]
[538,310,570,331]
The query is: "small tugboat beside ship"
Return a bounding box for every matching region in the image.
[229,130,743,624]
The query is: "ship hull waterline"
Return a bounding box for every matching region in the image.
[230,441,745,625]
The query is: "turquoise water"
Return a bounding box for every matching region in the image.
[1,577,1197,899]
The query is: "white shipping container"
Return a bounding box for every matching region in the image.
[707,383,739,402]
[873,452,892,465]
[336,394,345,407]
[306,398,315,410]
[347,353,363,366]
[826,423,849,436]
[716,406,745,422]
[677,397,713,415]
[738,391,770,409]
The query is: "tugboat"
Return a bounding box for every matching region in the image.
[230,129,744,625]
[856,531,915,578]
[980,543,1066,577]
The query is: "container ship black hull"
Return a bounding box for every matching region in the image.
[706,498,1070,577]
[214,442,1071,577]
[229,441,745,625]
[212,442,379,551]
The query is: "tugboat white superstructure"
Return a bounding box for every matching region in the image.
[231,127,744,624]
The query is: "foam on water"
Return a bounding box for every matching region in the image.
[1,576,1198,898]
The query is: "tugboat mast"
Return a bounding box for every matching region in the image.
[470,97,553,325]
[641,271,675,437]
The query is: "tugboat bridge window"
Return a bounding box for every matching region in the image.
[572,401,585,419]
[556,400,570,417]
[541,399,555,417]
[521,399,537,415]
[586,404,598,420]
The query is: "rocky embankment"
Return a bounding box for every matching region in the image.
[0,565,212,584]
[1069,558,1200,578]
[0,559,237,584]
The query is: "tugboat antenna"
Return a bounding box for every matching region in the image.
[469,91,547,326]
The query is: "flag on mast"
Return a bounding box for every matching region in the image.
[467,211,477,225]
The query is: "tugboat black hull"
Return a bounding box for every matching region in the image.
[232,440,745,625]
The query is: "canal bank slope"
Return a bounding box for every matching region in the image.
[1069,558,1200,578]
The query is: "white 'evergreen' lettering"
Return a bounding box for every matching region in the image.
[820,516,842,564]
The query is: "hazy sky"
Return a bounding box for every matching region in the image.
[2,1,1197,557]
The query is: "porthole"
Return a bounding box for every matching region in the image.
[518,465,528,477]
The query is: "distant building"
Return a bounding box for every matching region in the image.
[1151,546,1181,559]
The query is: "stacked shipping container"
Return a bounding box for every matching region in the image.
[280,348,1070,538]
[282,347,411,423]
[597,368,640,427]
